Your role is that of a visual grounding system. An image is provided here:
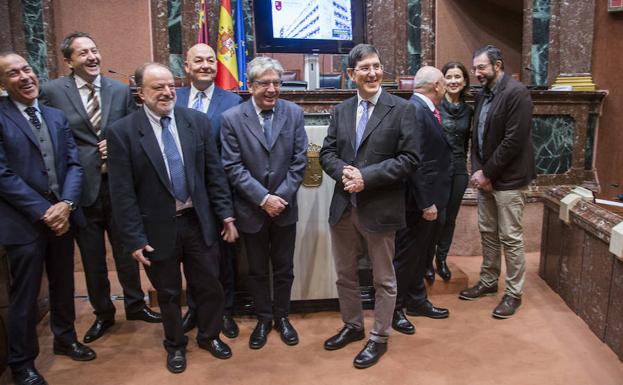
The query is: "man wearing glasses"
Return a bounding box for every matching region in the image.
[220,56,308,350]
[460,45,535,319]
[320,44,418,368]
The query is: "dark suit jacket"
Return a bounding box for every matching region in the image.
[320,90,418,232]
[471,73,536,190]
[0,99,84,245]
[220,98,308,233]
[176,85,242,149]
[406,94,453,212]
[106,106,234,260]
[39,75,137,206]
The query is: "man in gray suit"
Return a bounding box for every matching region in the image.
[320,44,418,369]
[220,57,308,350]
[40,32,161,344]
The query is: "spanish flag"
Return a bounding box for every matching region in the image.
[215,0,239,90]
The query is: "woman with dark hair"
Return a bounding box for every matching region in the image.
[432,61,473,281]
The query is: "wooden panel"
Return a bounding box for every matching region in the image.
[605,258,623,360]
[558,224,585,312]
[543,206,563,290]
[578,233,614,340]
[539,205,551,278]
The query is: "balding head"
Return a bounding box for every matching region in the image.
[184,43,217,90]
[413,66,445,106]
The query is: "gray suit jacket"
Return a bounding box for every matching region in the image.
[220,98,308,233]
[320,90,419,232]
[40,75,136,206]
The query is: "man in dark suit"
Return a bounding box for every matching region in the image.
[107,63,238,373]
[175,43,242,337]
[0,52,96,385]
[460,45,536,319]
[220,56,308,350]
[39,31,161,345]
[320,44,418,369]
[392,66,453,336]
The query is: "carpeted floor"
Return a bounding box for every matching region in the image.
[25,253,623,385]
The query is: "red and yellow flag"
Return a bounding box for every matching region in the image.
[197,0,209,44]
[215,0,239,90]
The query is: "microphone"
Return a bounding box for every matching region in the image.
[108,68,131,77]
[524,66,546,77]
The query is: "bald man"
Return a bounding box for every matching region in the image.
[175,43,242,337]
[392,66,453,335]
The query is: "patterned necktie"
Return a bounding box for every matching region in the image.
[260,110,273,144]
[160,116,189,202]
[85,83,101,137]
[192,91,206,112]
[355,100,369,151]
[24,106,41,130]
[433,108,442,125]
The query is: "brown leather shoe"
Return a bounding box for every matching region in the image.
[458,282,498,300]
[492,294,522,319]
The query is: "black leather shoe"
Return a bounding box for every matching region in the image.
[424,267,435,283]
[391,310,415,334]
[274,317,299,345]
[221,314,239,339]
[166,350,186,374]
[83,318,115,343]
[198,337,232,359]
[324,325,365,351]
[249,320,272,349]
[182,309,197,333]
[353,340,387,369]
[436,260,452,281]
[406,301,449,319]
[11,367,48,385]
[459,282,498,300]
[53,341,96,361]
[492,294,522,319]
[126,306,162,323]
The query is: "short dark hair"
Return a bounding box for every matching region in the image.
[60,31,96,59]
[134,62,170,87]
[441,61,470,99]
[348,44,380,69]
[473,45,504,70]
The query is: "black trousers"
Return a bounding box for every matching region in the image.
[435,173,469,262]
[243,221,296,321]
[6,225,77,370]
[75,177,145,319]
[144,211,224,352]
[393,209,445,310]
[185,238,237,316]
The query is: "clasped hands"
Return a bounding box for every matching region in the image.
[470,170,492,192]
[342,165,364,193]
[42,201,71,236]
[262,194,288,217]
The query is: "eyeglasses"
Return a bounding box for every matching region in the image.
[351,64,384,74]
[253,80,282,88]
[471,63,491,74]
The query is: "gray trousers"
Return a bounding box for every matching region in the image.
[330,208,397,343]
[477,187,528,298]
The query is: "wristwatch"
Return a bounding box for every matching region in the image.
[62,199,77,211]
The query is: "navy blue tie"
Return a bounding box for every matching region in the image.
[160,116,189,202]
[260,110,273,144]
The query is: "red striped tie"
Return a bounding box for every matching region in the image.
[433,108,442,125]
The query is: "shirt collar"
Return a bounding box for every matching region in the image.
[413,92,435,112]
[251,96,274,117]
[74,74,101,89]
[13,98,39,112]
[190,82,215,102]
[144,105,175,128]
[357,86,382,107]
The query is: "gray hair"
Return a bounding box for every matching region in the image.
[413,66,443,90]
[246,56,284,83]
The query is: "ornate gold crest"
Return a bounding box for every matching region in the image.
[218,28,235,56]
[303,143,322,187]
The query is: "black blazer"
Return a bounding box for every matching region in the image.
[320,90,418,232]
[106,106,234,260]
[471,73,536,190]
[406,95,453,212]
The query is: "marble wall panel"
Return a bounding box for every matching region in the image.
[530,0,550,85]
[532,115,574,175]
[578,233,613,340]
[168,0,184,77]
[406,0,421,75]
[558,223,584,313]
[605,258,623,361]
[538,206,549,277]
[543,203,563,290]
[21,0,48,80]
[557,0,595,75]
[151,0,170,66]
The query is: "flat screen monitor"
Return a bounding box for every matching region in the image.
[254,0,366,54]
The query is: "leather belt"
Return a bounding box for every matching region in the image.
[175,207,195,217]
